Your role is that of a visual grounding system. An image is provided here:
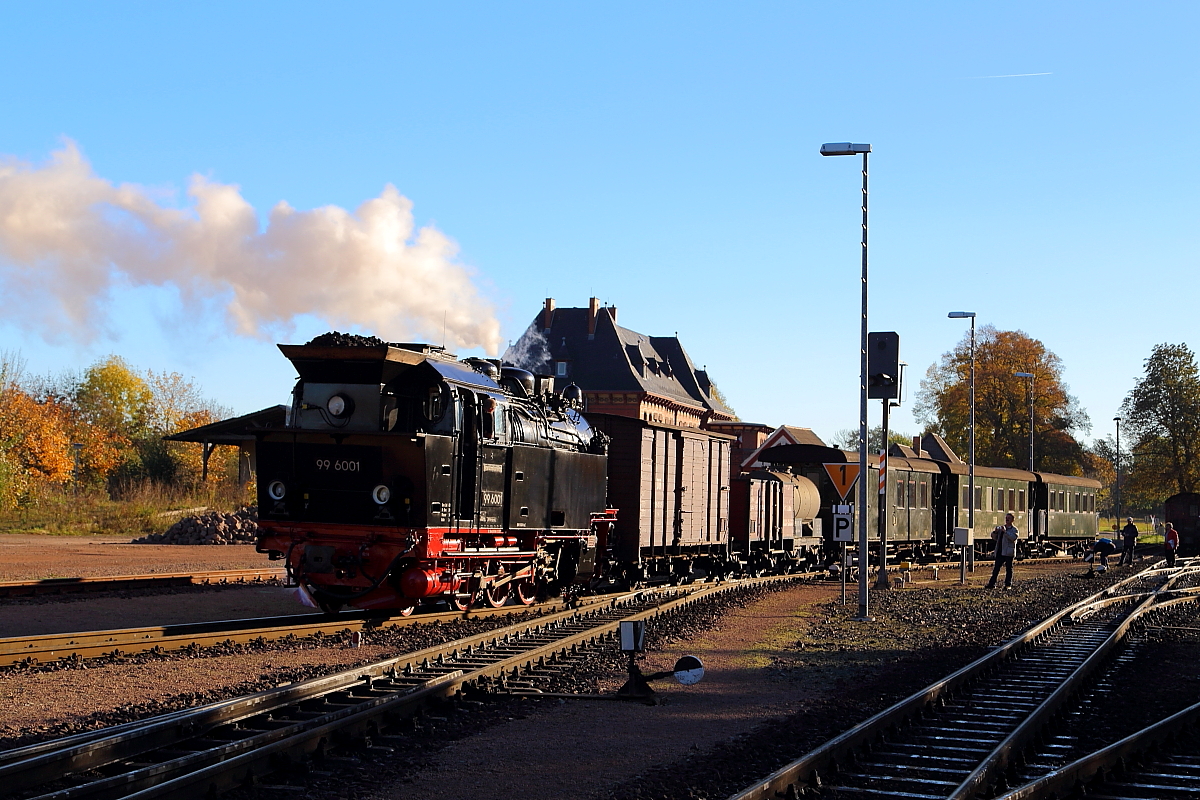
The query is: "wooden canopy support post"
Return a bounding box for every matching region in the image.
[201,439,216,482]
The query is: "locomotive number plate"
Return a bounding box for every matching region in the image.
[294,444,381,490]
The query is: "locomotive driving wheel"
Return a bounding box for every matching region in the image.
[450,587,475,611]
[515,578,538,605]
[484,581,510,608]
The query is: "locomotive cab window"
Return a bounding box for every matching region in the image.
[424,385,447,422]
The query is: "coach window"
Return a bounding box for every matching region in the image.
[974,486,983,511]
[1075,493,1081,513]
[962,485,970,510]
[1019,489,1026,512]
[899,479,908,507]
[919,481,928,508]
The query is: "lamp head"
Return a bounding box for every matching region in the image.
[947,311,976,319]
[820,143,871,156]
[1113,416,1122,422]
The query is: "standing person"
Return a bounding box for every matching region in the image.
[1120,517,1139,565]
[985,513,1019,589]
[1165,522,1180,568]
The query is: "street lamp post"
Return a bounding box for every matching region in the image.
[949,312,976,583]
[821,141,872,621]
[1113,416,1122,527]
[1015,372,1035,471]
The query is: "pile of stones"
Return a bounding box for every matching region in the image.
[133,507,259,545]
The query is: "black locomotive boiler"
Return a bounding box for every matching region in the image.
[254,338,611,613]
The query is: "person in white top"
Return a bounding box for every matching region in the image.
[985,513,1019,590]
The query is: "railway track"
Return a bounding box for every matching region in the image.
[0,590,623,667]
[0,575,794,800]
[0,569,286,599]
[729,560,1200,800]
[991,697,1200,799]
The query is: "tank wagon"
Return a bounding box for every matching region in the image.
[254,337,610,613]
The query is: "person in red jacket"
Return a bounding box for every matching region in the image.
[1164,522,1180,568]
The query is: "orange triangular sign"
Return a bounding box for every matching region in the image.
[823,462,862,501]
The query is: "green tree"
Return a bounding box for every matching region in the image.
[1120,343,1200,501]
[831,426,914,454]
[914,325,1091,474]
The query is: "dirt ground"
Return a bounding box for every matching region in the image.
[0,534,268,582]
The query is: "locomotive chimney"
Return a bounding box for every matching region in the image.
[588,297,600,338]
[542,298,556,333]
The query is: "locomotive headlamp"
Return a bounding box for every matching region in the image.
[372,485,391,505]
[326,394,354,418]
[268,480,287,500]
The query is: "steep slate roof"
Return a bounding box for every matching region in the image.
[507,304,734,418]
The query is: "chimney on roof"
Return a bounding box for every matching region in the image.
[587,297,599,338]
[912,435,922,454]
[542,298,555,332]
[607,305,617,324]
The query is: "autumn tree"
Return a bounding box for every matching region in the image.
[914,326,1091,474]
[1120,343,1200,502]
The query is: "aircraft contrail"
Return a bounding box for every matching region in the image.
[967,72,1052,79]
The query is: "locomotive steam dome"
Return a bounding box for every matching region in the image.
[500,367,535,398]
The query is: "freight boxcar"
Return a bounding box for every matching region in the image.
[586,413,733,581]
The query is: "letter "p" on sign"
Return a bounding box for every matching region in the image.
[833,513,854,542]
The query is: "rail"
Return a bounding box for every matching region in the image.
[0,568,286,599]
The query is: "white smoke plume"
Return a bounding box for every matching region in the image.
[502,326,551,373]
[0,140,502,353]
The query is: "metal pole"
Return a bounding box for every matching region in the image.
[856,151,871,620]
[841,542,847,604]
[1114,417,1121,526]
[1029,374,1035,472]
[876,399,890,589]
[968,316,975,574]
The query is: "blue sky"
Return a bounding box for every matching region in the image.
[1,2,1195,447]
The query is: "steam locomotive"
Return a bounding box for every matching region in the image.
[254,337,611,613]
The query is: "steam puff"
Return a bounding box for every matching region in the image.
[0,140,502,354]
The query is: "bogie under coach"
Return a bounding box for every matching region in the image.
[254,337,610,613]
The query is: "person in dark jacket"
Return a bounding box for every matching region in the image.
[1119,517,1139,565]
[1085,536,1117,574]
